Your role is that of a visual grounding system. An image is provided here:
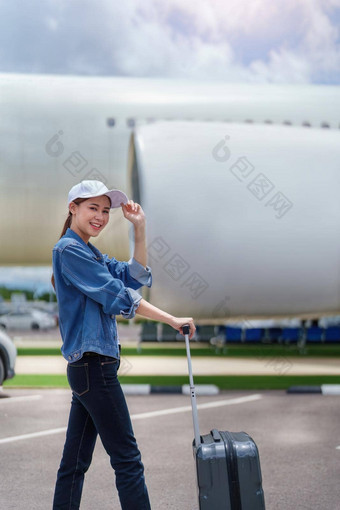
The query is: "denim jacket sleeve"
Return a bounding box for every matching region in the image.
[61,243,143,319]
[103,255,152,290]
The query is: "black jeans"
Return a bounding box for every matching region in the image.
[52,353,151,509]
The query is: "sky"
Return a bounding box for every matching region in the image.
[0,0,339,84]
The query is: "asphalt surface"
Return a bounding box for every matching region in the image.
[0,389,339,510]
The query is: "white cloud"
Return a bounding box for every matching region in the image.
[0,0,339,83]
[300,0,340,79]
[250,48,312,83]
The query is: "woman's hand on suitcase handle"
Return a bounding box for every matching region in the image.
[169,317,196,339]
[134,299,196,338]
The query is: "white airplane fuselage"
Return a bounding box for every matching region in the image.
[1,73,339,319]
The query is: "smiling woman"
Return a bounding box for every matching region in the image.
[50,179,195,510]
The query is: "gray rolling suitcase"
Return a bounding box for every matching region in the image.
[182,324,265,510]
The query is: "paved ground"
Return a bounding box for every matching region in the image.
[0,388,339,510]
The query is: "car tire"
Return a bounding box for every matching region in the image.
[32,323,40,330]
[0,324,6,330]
[0,357,4,385]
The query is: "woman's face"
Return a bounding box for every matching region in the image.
[69,195,111,243]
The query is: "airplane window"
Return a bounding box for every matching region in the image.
[283,120,292,125]
[127,118,136,128]
[302,121,311,127]
[107,118,115,127]
[321,122,330,128]
[245,119,253,123]
[264,120,273,124]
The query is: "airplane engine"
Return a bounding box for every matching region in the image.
[127,121,340,320]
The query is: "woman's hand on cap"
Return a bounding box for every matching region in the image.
[121,200,145,227]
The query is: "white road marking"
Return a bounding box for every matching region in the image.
[0,395,42,404]
[321,385,340,395]
[131,394,263,420]
[0,393,262,445]
[336,445,340,450]
[0,427,67,444]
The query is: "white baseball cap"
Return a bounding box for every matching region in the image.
[68,180,129,209]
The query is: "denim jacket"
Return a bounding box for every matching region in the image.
[52,228,152,363]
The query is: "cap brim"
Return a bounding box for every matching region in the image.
[104,189,129,208]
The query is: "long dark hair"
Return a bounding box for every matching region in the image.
[51,197,88,291]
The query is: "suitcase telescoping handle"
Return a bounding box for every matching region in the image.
[182,324,201,447]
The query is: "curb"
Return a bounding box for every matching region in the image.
[121,384,220,396]
[287,384,340,395]
[0,387,10,399]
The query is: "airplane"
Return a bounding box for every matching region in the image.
[1,72,340,320]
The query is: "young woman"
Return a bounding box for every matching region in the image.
[51,180,196,510]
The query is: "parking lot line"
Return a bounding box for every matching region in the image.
[0,427,67,445]
[0,395,42,404]
[131,393,263,420]
[0,394,262,445]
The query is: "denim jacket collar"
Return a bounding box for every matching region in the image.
[65,228,103,263]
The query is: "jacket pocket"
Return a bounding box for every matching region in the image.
[67,363,89,396]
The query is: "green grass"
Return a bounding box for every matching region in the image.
[4,375,69,388]
[17,348,62,356]
[3,374,340,390]
[17,344,340,357]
